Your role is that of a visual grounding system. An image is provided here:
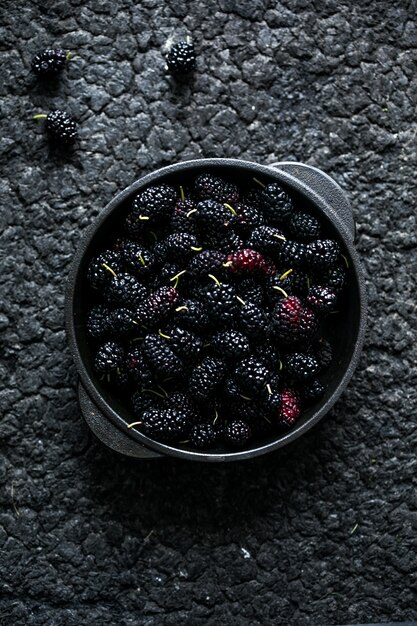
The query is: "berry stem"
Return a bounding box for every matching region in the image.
[169,269,187,285]
[138,254,146,266]
[131,336,144,342]
[186,208,197,218]
[224,203,237,216]
[190,246,203,252]
[266,384,272,396]
[175,305,189,312]
[240,394,252,401]
[157,385,168,398]
[223,261,233,267]
[158,329,171,340]
[307,277,311,289]
[138,215,150,221]
[341,254,350,268]
[272,286,288,297]
[273,234,286,241]
[236,295,246,305]
[66,51,73,60]
[32,114,48,120]
[253,177,266,188]
[279,269,293,280]
[262,415,271,424]
[179,185,185,202]
[142,388,166,399]
[213,409,219,425]
[102,263,117,278]
[127,421,143,429]
[208,274,221,287]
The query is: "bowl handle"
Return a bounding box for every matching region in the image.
[269,161,356,242]
[78,383,162,459]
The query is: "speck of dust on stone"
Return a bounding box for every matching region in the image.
[241,547,251,559]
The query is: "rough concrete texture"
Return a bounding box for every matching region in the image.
[1,1,416,624]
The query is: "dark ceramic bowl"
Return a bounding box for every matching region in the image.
[66,159,367,462]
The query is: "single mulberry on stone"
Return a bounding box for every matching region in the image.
[40,110,77,144]
[31,48,69,76]
[166,40,196,75]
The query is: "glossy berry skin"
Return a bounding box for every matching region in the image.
[306,285,337,316]
[272,296,318,345]
[107,308,139,338]
[247,225,286,255]
[45,111,77,144]
[238,278,264,307]
[238,301,269,340]
[166,41,196,75]
[119,240,155,278]
[105,273,147,308]
[203,284,237,325]
[175,299,212,332]
[234,202,265,235]
[94,341,124,374]
[171,198,199,234]
[312,338,333,370]
[212,330,251,359]
[189,423,218,449]
[132,184,177,223]
[165,392,199,424]
[288,211,321,242]
[187,250,226,284]
[285,352,320,380]
[189,357,226,402]
[31,48,67,76]
[301,378,326,404]
[277,388,301,428]
[306,239,340,269]
[226,248,276,277]
[321,264,347,294]
[155,231,199,263]
[235,356,272,395]
[126,347,154,387]
[87,250,123,289]
[196,200,237,231]
[223,419,252,448]
[139,408,190,441]
[166,325,203,361]
[135,286,178,326]
[86,305,111,338]
[278,240,307,268]
[260,183,294,223]
[131,391,160,417]
[194,173,239,204]
[142,334,184,379]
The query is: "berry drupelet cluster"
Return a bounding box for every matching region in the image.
[84,172,348,451]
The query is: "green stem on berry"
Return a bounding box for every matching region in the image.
[223,261,233,267]
[202,343,211,348]
[32,114,48,120]
[190,246,203,252]
[186,208,197,218]
[307,277,311,289]
[329,310,340,315]
[99,375,105,381]
[169,270,187,289]
[138,254,146,266]
[213,409,219,425]
[106,373,111,383]
[273,234,287,241]
[236,295,246,306]
[262,415,271,424]
[279,269,293,280]
[132,321,140,326]
[179,440,190,444]
[131,336,144,342]
[240,394,252,401]
[158,329,171,340]
[127,421,143,429]
[142,388,166,399]
[157,385,169,398]
[116,367,121,376]
[266,384,273,396]
[279,360,283,371]
[138,215,150,221]
[179,186,185,202]
[224,203,237,216]
[272,286,288,298]
[341,254,350,268]
[253,177,266,188]
[102,263,117,278]
[175,305,188,312]
[208,274,221,287]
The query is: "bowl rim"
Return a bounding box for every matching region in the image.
[65,157,367,462]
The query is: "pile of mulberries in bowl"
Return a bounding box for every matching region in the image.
[85,172,348,450]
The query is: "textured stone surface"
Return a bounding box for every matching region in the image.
[1,1,416,624]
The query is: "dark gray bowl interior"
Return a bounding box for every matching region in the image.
[68,160,366,461]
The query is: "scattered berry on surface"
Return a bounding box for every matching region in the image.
[167,40,196,75]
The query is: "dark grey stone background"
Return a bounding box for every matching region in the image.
[1,1,416,624]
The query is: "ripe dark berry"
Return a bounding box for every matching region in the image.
[142,333,184,379]
[203,283,238,325]
[311,338,333,370]
[119,240,156,278]
[278,240,307,268]
[126,347,154,386]
[174,299,212,331]
[94,341,124,374]
[132,184,177,223]
[306,239,341,269]
[155,231,199,263]
[31,48,68,76]
[222,378,242,400]
[196,199,236,231]
[288,211,321,242]
[186,250,226,284]
[212,330,251,359]
[189,356,226,402]
[252,339,280,370]
[87,250,123,289]
[135,286,178,326]
[272,296,318,345]
[238,301,269,340]
[132,391,160,417]
[278,388,301,428]
[238,278,264,307]
[171,198,199,234]
[195,173,239,204]
[165,325,203,361]
[321,264,347,294]
[301,378,326,404]
[189,423,218,449]
[86,305,111,338]
[226,248,276,277]
[139,408,190,441]
[44,111,77,144]
[234,202,265,235]
[266,270,308,304]
[285,352,320,380]
[214,230,245,254]
[306,285,337,316]
[223,419,252,448]
[235,356,272,395]
[247,225,286,255]
[105,273,147,308]
[260,183,294,223]
[166,40,196,75]
[108,307,139,338]
[165,392,199,424]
